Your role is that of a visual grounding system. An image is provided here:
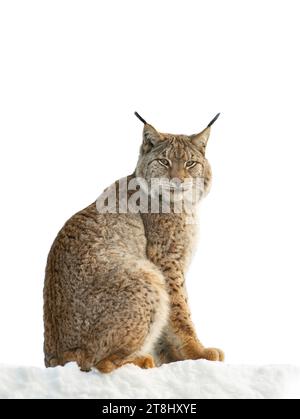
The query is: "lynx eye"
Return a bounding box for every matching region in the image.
[186,160,197,168]
[158,159,170,167]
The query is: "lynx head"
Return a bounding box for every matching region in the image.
[135,112,219,199]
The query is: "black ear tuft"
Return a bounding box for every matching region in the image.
[134,111,147,125]
[207,113,220,128]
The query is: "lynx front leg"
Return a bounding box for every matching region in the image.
[163,290,224,362]
[160,264,224,363]
[168,293,224,362]
[143,215,224,365]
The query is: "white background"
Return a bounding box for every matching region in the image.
[0,0,299,367]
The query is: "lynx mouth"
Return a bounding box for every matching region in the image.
[163,185,193,192]
[169,188,189,193]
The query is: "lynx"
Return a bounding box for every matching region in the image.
[43,112,224,373]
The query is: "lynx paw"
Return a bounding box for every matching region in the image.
[200,347,225,362]
[138,354,156,369]
[96,354,156,373]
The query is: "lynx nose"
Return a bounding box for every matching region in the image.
[170,177,184,189]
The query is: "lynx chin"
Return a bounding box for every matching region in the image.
[43,112,224,373]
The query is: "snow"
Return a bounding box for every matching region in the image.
[0,361,299,399]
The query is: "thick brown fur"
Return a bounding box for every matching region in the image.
[43,119,224,372]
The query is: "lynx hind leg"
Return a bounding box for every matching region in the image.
[90,264,169,373]
[44,352,59,368]
[44,278,60,368]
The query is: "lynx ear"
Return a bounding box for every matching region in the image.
[190,113,220,149]
[190,126,211,148]
[143,124,162,147]
[135,112,162,152]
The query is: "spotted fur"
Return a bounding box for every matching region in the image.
[43,119,224,373]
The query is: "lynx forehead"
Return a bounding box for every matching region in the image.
[43,112,223,373]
